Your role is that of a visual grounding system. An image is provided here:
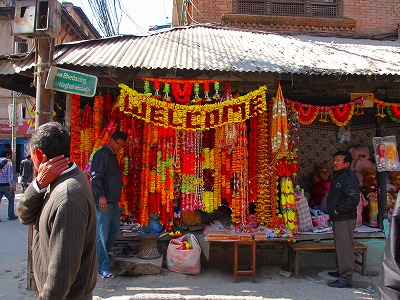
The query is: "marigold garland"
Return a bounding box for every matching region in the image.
[293,103,319,125]
[328,103,354,126]
[386,106,400,123]
[280,177,297,235]
[70,94,82,166]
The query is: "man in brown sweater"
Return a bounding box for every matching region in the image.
[17,122,97,300]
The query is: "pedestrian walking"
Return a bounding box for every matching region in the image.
[19,154,33,192]
[0,149,17,221]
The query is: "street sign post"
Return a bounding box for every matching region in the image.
[45,66,98,97]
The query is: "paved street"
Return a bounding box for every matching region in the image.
[0,191,381,300]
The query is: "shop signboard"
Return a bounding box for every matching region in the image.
[45,66,98,97]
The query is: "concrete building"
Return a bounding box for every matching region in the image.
[0,0,100,169]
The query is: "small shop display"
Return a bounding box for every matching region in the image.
[65,78,400,242]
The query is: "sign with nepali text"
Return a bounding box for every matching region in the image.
[45,66,98,97]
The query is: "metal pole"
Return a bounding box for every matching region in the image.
[11,91,17,189]
[28,36,55,292]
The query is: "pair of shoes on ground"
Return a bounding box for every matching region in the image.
[328,271,339,278]
[328,279,352,288]
[99,271,113,279]
[8,215,18,220]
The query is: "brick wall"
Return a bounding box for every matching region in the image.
[193,0,399,38]
[344,0,399,36]
[191,0,232,24]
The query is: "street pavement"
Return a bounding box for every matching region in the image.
[0,190,381,300]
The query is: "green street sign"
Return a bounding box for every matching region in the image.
[45,66,98,97]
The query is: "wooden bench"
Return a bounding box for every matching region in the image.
[288,241,368,278]
[233,240,257,283]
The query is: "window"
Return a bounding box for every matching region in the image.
[14,36,28,53]
[235,0,342,18]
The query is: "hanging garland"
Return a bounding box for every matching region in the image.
[328,103,354,126]
[70,94,82,167]
[286,97,364,125]
[116,84,267,131]
[386,106,400,123]
[271,82,288,155]
[293,103,319,125]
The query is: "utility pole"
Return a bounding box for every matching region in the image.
[11,91,17,187]
[14,0,60,290]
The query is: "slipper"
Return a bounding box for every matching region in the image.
[99,271,113,279]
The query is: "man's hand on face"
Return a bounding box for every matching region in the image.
[36,155,70,189]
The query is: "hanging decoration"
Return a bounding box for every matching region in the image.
[293,103,319,125]
[286,97,364,126]
[115,84,267,131]
[70,94,82,167]
[271,82,288,155]
[328,103,354,126]
[280,177,297,235]
[230,122,249,225]
[80,104,93,172]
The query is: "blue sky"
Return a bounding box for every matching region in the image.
[65,0,173,34]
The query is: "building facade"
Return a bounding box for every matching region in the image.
[175,0,399,40]
[0,0,100,168]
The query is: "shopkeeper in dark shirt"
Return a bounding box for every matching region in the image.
[326,150,360,288]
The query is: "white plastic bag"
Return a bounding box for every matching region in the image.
[17,175,23,184]
[166,233,201,275]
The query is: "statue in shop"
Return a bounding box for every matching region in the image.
[349,146,376,187]
[309,162,332,210]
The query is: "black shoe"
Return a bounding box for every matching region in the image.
[8,215,18,220]
[328,279,352,288]
[328,271,339,278]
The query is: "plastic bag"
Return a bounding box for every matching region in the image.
[295,189,313,232]
[17,175,23,184]
[166,233,201,275]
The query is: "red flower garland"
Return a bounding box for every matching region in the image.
[294,103,319,125]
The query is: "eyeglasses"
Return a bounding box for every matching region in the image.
[333,159,345,164]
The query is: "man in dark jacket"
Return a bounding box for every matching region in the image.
[379,192,400,299]
[326,150,360,288]
[90,130,127,279]
[20,154,33,192]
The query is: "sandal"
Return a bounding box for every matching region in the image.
[99,271,113,279]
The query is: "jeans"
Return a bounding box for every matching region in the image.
[0,185,15,219]
[96,202,120,272]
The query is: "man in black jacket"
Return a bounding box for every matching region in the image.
[326,150,360,288]
[90,130,127,279]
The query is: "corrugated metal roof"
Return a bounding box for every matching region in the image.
[1,25,400,76]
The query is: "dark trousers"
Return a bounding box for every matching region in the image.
[333,219,356,284]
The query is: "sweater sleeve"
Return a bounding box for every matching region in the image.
[16,184,46,225]
[38,191,89,300]
[90,148,110,199]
